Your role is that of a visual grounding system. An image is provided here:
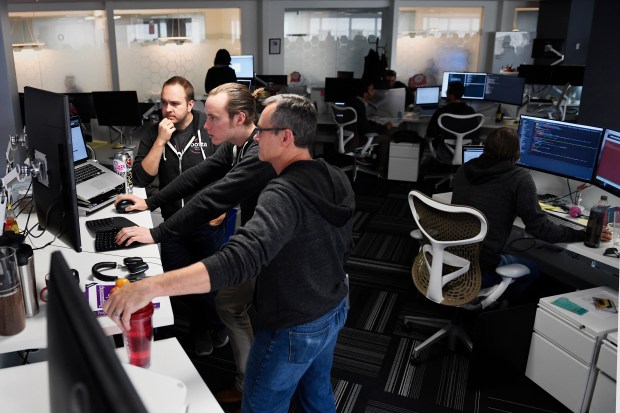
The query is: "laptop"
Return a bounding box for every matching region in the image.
[415,86,440,116]
[70,117,125,205]
[462,145,484,163]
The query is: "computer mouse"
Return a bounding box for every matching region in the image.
[116,199,135,214]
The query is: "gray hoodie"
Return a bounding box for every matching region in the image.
[204,158,354,329]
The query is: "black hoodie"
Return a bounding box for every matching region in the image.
[453,154,584,273]
[203,159,354,329]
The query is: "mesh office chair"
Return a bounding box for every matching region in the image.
[405,190,529,364]
[328,103,378,181]
[427,113,485,189]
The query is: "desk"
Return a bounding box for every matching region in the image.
[0,187,173,354]
[0,338,224,413]
[432,192,619,285]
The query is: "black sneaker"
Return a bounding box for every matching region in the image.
[194,334,214,356]
[212,329,230,348]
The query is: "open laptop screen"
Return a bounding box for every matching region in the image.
[70,117,88,164]
[415,86,440,106]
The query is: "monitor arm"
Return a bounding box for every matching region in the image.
[545,44,565,66]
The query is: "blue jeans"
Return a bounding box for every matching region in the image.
[242,297,348,413]
[482,255,540,303]
[161,224,226,333]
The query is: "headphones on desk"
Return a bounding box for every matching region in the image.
[91,257,149,282]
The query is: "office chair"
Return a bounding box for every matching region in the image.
[328,103,379,181]
[426,113,485,189]
[405,190,529,364]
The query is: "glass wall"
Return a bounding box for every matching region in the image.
[395,7,483,87]
[114,8,241,101]
[10,11,111,93]
[283,10,384,87]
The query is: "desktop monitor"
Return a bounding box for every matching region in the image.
[463,145,484,163]
[92,91,142,127]
[592,128,620,198]
[377,88,406,117]
[517,65,585,86]
[484,74,525,106]
[66,92,97,122]
[236,79,252,90]
[324,77,359,104]
[415,86,440,106]
[24,86,82,252]
[47,251,148,413]
[254,74,288,86]
[516,115,604,182]
[230,55,254,79]
[441,72,487,100]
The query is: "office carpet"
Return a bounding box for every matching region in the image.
[157,175,572,413]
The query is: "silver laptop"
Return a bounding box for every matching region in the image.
[71,117,125,202]
[462,145,484,163]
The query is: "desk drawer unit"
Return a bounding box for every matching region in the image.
[589,336,617,413]
[388,142,419,182]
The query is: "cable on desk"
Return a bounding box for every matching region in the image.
[508,237,537,252]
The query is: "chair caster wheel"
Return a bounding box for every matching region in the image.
[410,354,421,365]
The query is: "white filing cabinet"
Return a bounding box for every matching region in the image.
[589,332,617,412]
[525,286,618,413]
[388,142,419,182]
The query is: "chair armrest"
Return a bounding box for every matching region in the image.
[410,229,422,240]
[495,263,530,279]
[361,132,378,152]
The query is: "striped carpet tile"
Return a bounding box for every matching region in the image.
[348,286,398,334]
[333,327,391,378]
[351,232,417,265]
[333,379,363,413]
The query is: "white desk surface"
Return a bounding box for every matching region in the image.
[0,338,223,413]
[432,192,620,269]
[0,188,173,354]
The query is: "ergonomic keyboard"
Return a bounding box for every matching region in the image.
[546,213,586,231]
[86,217,137,233]
[94,228,142,252]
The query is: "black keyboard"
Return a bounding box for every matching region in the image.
[75,163,104,184]
[94,228,142,252]
[86,217,137,233]
[546,213,585,231]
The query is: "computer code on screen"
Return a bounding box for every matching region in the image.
[517,116,603,181]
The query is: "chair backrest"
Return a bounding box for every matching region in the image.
[408,190,487,306]
[329,103,357,154]
[437,113,485,165]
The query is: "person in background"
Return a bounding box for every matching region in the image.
[425,81,476,163]
[114,82,276,407]
[131,76,228,356]
[205,49,238,94]
[452,127,612,303]
[105,93,353,413]
[345,79,392,178]
[383,69,414,108]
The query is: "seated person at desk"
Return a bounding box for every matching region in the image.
[383,69,414,108]
[345,79,392,178]
[452,128,611,303]
[426,81,476,163]
[132,76,228,355]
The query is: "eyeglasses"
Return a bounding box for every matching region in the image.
[252,127,296,137]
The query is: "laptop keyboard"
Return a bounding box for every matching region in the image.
[75,163,104,184]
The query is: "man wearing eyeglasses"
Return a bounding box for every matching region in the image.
[106,94,354,413]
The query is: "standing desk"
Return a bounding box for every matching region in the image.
[0,337,224,413]
[0,187,174,354]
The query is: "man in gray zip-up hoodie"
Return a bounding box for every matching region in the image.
[131,76,227,355]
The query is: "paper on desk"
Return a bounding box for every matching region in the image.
[539,202,564,212]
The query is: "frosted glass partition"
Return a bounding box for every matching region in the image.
[114,8,241,101]
[10,11,111,93]
[395,7,483,87]
[283,10,384,87]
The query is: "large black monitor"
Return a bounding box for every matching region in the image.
[47,251,147,413]
[518,65,585,86]
[230,55,254,79]
[592,128,620,198]
[484,74,525,106]
[324,77,359,104]
[66,92,97,122]
[441,72,487,100]
[92,91,142,127]
[24,86,82,252]
[516,115,604,182]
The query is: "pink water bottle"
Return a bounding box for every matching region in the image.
[123,302,154,368]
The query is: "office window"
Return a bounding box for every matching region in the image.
[114,8,241,100]
[10,11,111,93]
[395,7,483,87]
[284,10,383,86]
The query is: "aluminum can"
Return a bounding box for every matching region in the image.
[113,148,134,194]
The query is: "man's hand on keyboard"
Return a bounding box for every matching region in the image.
[116,226,154,246]
[115,194,147,213]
